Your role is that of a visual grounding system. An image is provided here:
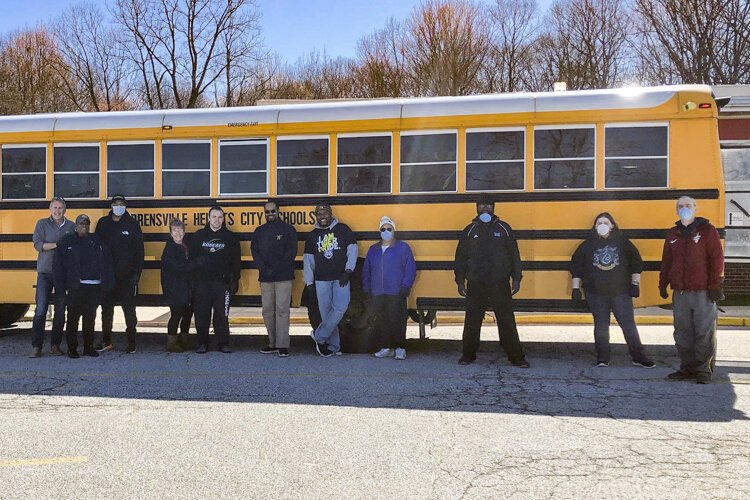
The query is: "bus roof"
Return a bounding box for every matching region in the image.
[0,84,713,134]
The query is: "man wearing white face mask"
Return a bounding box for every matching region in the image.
[659,196,724,384]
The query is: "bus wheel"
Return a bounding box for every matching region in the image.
[408,309,436,325]
[0,304,30,328]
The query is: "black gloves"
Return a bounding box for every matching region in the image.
[511,279,521,296]
[338,270,351,287]
[457,281,467,297]
[629,283,640,298]
[659,287,669,300]
[571,288,583,301]
[708,289,724,302]
[230,278,239,295]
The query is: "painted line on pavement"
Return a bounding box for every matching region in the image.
[0,456,88,468]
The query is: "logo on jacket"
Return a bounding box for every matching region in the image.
[277,235,283,241]
[202,239,226,253]
[693,234,701,244]
[317,233,339,259]
[122,231,129,235]
[593,246,620,271]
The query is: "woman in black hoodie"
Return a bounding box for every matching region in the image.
[570,212,654,368]
[160,219,194,352]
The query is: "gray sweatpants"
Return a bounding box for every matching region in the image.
[672,290,718,378]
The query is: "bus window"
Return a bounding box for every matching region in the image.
[1,145,46,199]
[337,134,391,194]
[400,131,457,193]
[107,142,155,198]
[534,127,595,190]
[162,141,211,197]
[54,144,99,198]
[277,136,328,196]
[605,124,668,188]
[723,147,750,190]
[466,129,524,191]
[219,139,268,196]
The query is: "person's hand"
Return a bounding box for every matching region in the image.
[230,278,239,295]
[629,283,640,298]
[338,271,351,287]
[708,289,724,302]
[659,287,669,300]
[457,281,467,297]
[399,287,410,299]
[571,288,583,301]
[511,279,521,296]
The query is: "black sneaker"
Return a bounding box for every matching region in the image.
[195,344,207,354]
[278,348,290,357]
[260,346,278,354]
[83,347,99,357]
[319,345,334,358]
[68,350,80,359]
[596,361,610,367]
[126,344,136,354]
[458,355,475,365]
[632,359,655,368]
[219,345,232,354]
[512,358,530,368]
[696,374,711,384]
[667,370,695,380]
[310,330,322,354]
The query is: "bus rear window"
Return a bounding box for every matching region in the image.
[337,135,391,194]
[277,137,328,196]
[162,141,211,197]
[534,128,595,189]
[107,143,155,198]
[1,146,46,199]
[605,125,668,188]
[466,130,524,191]
[54,144,100,198]
[400,132,457,193]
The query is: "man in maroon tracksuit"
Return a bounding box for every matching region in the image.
[659,196,724,384]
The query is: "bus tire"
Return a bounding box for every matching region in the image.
[0,304,30,328]
[408,308,436,325]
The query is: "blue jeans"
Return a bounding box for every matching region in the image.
[312,280,350,353]
[586,291,647,364]
[31,273,65,348]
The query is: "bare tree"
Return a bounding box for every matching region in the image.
[353,18,408,98]
[266,51,357,100]
[403,0,492,96]
[484,0,540,92]
[0,27,75,115]
[112,0,267,108]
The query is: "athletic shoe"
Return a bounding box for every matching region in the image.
[596,361,609,367]
[319,345,334,358]
[50,345,65,356]
[667,370,695,380]
[68,350,80,359]
[29,348,42,358]
[195,344,207,354]
[394,348,406,360]
[310,330,321,354]
[126,344,136,354]
[97,343,113,353]
[458,355,475,365]
[278,348,289,357]
[632,359,656,368]
[82,347,99,357]
[219,345,232,354]
[333,351,342,356]
[260,346,278,354]
[512,358,530,368]
[374,348,394,358]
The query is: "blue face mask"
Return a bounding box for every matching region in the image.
[381,229,393,242]
[678,207,694,223]
[478,212,492,223]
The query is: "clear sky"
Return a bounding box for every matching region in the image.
[0,0,552,63]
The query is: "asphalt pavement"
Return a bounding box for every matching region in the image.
[1,317,750,499]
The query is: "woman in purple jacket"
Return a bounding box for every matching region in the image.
[362,216,417,360]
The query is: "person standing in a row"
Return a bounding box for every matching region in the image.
[160,219,194,353]
[54,214,114,358]
[191,206,241,354]
[454,194,529,367]
[30,197,75,358]
[95,195,144,354]
[251,201,298,357]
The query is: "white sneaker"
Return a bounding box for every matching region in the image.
[374,348,394,358]
[394,348,406,360]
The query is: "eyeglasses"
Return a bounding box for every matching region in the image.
[264,209,277,214]
[380,227,393,232]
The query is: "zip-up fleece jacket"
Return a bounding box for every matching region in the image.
[250,219,298,282]
[190,224,241,285]
[303,219,357,284]
[53,233,114,293]
[33,216,75,274]
[659,217,724,291]
[362,240,417,296]
[94,211,144,282]
[570,231,643,297]
[454,215,522,285]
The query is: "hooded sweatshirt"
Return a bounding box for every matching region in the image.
[659,217,724,291]
[94,210,144,281]
[303,218,357,283]
[570,230,643,297]
[190,222,241,285]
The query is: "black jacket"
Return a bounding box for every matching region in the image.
[571,231,644,297]
[160,238,194,307]
[454,215,522,285]
[94,211,144,282]
[190,224,241,286]
[54,232,114,293]
[250,219,298,282]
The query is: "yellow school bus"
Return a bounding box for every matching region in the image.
[0,85,724,332]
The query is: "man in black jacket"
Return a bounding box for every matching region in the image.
[454,193,529,367]
[190,206,241,353]
[54,214,114,359]
[251,201,298,357]
[94,194,144,353]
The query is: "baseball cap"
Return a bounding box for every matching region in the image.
[111,194,127,203]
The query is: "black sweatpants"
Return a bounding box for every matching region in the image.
[372,294,407,349]
[102,279,138,345]
[168,305,193,336]
[66,284,101,352]
[462,280,524,362]
[194,281,230,348]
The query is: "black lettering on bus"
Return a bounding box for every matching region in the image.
[226,212,235,225]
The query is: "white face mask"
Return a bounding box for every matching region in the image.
[678,207,694,223]
[596,223,610,237]
[112,205,126,217]
[478,213,492,223]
